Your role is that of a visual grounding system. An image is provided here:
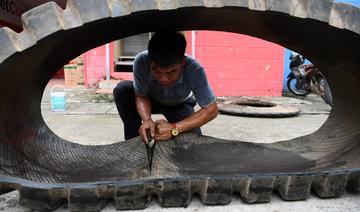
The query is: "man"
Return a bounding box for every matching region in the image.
[113,31,218,143]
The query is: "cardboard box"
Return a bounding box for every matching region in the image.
[64,57,85,88]
[76,62,84,86]
[64,64,78,87]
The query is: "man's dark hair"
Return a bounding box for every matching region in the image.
[148,31,187,68]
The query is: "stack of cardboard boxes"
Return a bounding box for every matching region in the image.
[64,55,85,88]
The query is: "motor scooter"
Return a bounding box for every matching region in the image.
[286,52,333,106]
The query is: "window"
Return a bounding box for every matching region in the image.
[115,33,152,72]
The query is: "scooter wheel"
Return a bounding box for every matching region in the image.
[287,76,310,96]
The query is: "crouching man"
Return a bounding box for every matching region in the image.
[113,31,218,143]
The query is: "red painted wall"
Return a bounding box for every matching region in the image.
[53,67,64,78]
[83,43,115,88]
[82,31,284,97]
[195,31,284,96]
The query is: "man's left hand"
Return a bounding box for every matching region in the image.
[154,119,172,141]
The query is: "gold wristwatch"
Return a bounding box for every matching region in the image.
[171,123,179,136]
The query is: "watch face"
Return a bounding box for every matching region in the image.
[171,128,179,136]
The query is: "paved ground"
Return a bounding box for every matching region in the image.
[40,79,331,145]
[1,79,359,211]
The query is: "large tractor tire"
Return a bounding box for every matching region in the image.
[0,0,360,211]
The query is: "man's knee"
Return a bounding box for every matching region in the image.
[113,80,133,100]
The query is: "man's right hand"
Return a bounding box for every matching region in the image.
[138,119,155,144]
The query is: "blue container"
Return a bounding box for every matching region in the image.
[50,85,66,112]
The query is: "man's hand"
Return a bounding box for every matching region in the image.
[138,119,155,144]
[155,119,173,141]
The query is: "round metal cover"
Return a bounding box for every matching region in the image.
[219,98,300,118]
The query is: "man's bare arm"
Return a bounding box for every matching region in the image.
[154,102,218,141]
[176,102,218,133]
[135,95,155,142]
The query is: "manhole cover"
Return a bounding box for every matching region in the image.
[219,99,300,118]
[234,100,276,107]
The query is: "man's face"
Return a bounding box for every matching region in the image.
[151,59,185,88]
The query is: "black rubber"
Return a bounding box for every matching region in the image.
[317,75,334,106]
[1,0,360,211]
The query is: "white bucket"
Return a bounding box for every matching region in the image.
[50,85,66,112]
